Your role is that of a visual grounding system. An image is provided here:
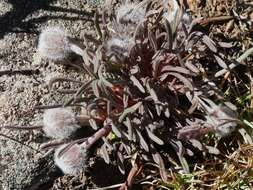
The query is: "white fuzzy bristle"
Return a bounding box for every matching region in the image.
[208,106,237,137]
[54,144,87,175]
[106,37,133,56]
[116,3,146,25]
[38,26,71,60]
[43,108,80,139]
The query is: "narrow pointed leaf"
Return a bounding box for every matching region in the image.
[101,144,110,164]
[136,129,149,151]
[130,75,145,93]
[146,128,164,145]
[111,121,122,138]
[152,151,168,182]
[89,118,98,130]
[119,102,142,122]
[214,55,228,69]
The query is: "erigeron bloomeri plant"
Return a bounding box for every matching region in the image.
[38,26,84,60]
[5,0,250,188]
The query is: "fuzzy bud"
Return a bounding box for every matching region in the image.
[54,144,87,175]
[208,106,237,137]
[116,3,146,25]
[106,37,134,57]
[38,26,72,60]
[38,26,84,59]
[163,0,180,34]
[43,108,80,139]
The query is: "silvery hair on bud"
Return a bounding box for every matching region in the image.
[43,108,80,139]
[54,144,87,175]
[116,2,146,25]
[210,106,237,137]
[38,26,71,60]
[106,36,134,57]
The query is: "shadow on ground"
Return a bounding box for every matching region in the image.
[0,0,93,39]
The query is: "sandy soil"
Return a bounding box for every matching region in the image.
[0,0,99,189]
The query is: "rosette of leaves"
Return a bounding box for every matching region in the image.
[40,0,245,186]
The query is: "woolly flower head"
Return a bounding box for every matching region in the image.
[54,144,87,175]
[38,26,71,60]
[43,108,80,139]
[106,36,134,57]
[116,2,146,25]
[208,106,237,137]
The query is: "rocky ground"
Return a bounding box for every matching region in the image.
[0,0,100,189]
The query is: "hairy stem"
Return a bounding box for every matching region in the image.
[80,124,112,149]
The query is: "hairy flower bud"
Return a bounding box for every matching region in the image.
[38,26,84,60]
[106,37,134,57]
[163,0,180,34]
[54,144,87,175]
[38,26,71,60]
[208,106,237,137]
[43,108,80,139]
[116,2,146,25]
